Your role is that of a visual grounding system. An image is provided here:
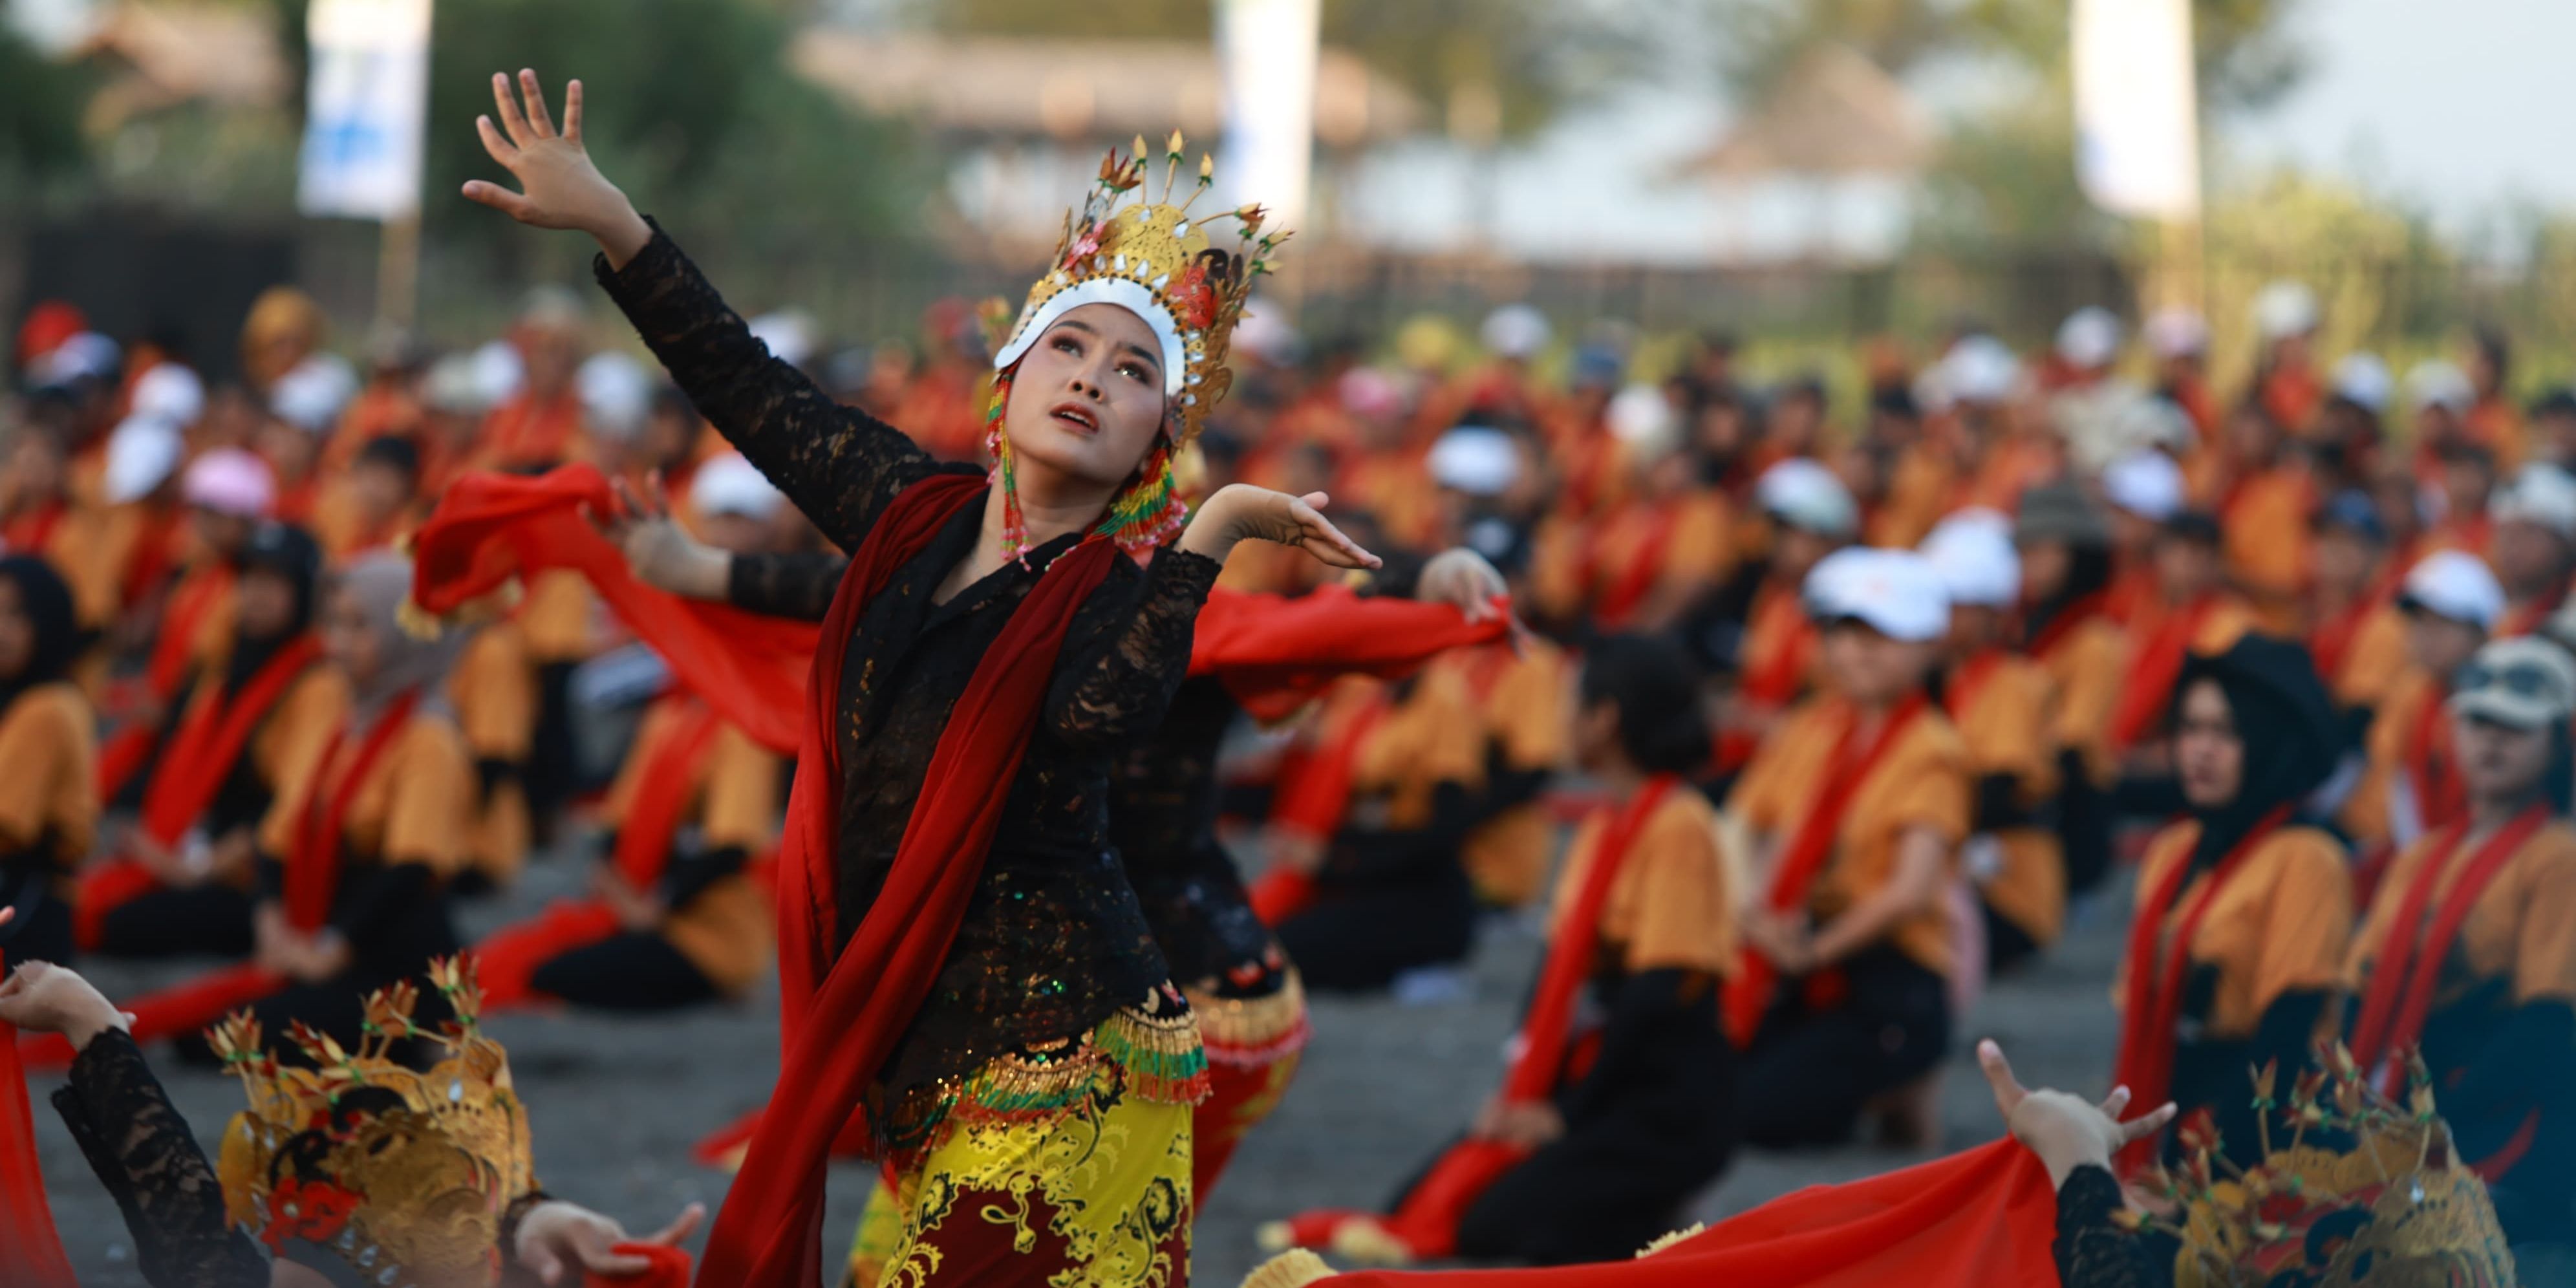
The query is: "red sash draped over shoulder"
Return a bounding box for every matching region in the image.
[0,954,79,1287]
[695,473,1119,1288]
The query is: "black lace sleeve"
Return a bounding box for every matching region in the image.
[2054,1164,2172,1288]
[50,1028,269,1288]
[726,551,850,623]
[1046,548,1222,750]
[595,222,940,551]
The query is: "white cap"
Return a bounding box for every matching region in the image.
[422,353,493,416]
[33,332,120,387]
[2493,464,2576,542]
[747,311,816,370]
[2101,449,2187,521]
[180,446,276,519]
[1804,547,1950,642]
[691,453,786,522]
[2143,306,2209,360]
[577,352,652,444]
[2331,353,2392,414]
[2406,360,2474,414]
[1942,334,2023,405]
[472,339,527,405]
[2451,636,2576,731]
[1427,425,1521,497]
[2400,549,2506,630]
[103,416,186,504]
[1480,304,1551,360]
[1606,383,1679,455]
[2055,307,2123,370]
[517,284,587,332]
[1757,457,1858,538]
[129,363,205,428]
[2253,281,2320,341]
[1920,510,2021,608]
[269,354,357,435]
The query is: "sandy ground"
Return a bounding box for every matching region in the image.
[32,847,2131,1286]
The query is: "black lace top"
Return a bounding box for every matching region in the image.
[51,1028,269,1288]
[601,225,1221,1121]
[1110,676,1283,995]
[2052,1164,2174,1288]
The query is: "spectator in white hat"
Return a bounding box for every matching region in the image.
[1706,460,1860,775]
[1427,425,1531,575]
[2490,464,2576,634]
[2408,359,2477,465]
[2250,281,2323,428]
[2343,548,2508,850]
[2099,448,2185,616]
[2145,306,2216,441]
[2054,308,2121,385]
[1479,304,1551,364]
[1922,513,2063,972]
[102,416,186,510]
[127,363,206,432]
[1731,546,1966,1148]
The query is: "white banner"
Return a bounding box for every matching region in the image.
[298,0,433,220]
[1214,0,1321,231]
[2071,0,2202,220]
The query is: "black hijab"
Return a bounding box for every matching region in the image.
[2170,636,2345,868]
[224,522,323,691]
[0,556,79,713]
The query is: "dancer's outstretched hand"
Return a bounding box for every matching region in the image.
[515,1199,705,1284]
[590,471,728,600]
[1977,1039,2174,1188]
[1182,486,1380,570]
[0,958,133,1051]
[462,69,654,267]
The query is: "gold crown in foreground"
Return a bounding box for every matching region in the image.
[989,131,1288,447]
[211,957,533,1286]
[2141,1045,2515,1288]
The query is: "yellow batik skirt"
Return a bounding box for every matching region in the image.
[851,994,1210,1288]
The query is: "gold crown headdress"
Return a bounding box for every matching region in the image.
[211,957,534,1287]
[2134,1045,2516,1288]
[985,133,1289,557]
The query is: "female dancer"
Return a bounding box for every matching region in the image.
[0,556,93,968]
[464,69,1372,1285]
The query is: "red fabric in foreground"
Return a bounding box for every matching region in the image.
[0,953,80,1287]
[585,1242,695,1287]
[696,474,1116,1288]
[1307,1139,2055,1288]
[1192,583,1508,722]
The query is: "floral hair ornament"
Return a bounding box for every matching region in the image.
[985,131,1289,559]
[211,956,535,1287]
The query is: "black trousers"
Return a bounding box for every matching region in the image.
[1981,899,2041,976]
[1452,1058,1741,1264]
[0,893,72,967]
[528,931,720,1013]
[93,885,256,960]
[1274,867,1476,994]
[1737,949,1951,1148]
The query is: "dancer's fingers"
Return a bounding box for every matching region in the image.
[563,79,585,144]
[1976,1039,2028,1119]
[460,180,536,221]
[519,69,557,138]
[474,115,518,167]
[2120,1102,2180,1144]
[491,72,534,146]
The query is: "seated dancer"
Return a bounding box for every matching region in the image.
[2346,636,2576,1241]
[1695,456,1854,781]
[1726,546,1967,1148]
[1922,513,2064,973]
[1267,634,1737,1267]
[464,69,1371,1285]
[2305,488,2409,724]
[2107,510,2254,791]
[2012,482,2125,897]
[0,557,92,969]
[104,447,275,752]
[213,553,476,1057]
[2112,636,2352,1174]
[2343,549,2500,855]
[0,949,702,1287]
[82,524,334,960]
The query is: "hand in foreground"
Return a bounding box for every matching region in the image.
[1417,546,1509,624]
[462,69,654,267]
[1977,1039,2175,1188]
[1180,486,1380,570]
[515,1199,705,1285]
[590,473,729,601]
[0,956,133,1051]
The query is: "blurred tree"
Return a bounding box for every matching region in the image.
[0,26,93,191]
[918,0,1646,142]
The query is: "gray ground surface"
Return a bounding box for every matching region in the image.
[34,849,2131,1285]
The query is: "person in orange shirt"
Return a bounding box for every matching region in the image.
[319,334,425,478]
[1698,458,1856,780]
[2312,354,2392,490]
[2109,512,2256,783]
[478,286,590,471]
[0,557,94,967]
[2204,402,2317,632]
[2114,636,2351,1172]
[2098,448,2186,626]
[2343,636,2576,1239]
[2305,489,2409,724]
[1534,408,1732,637]
[2343,550,2503,854]
[2146,306,2216,444]
[2529,387,2576,473]
[1923,515,2063,972]
[2489,464,2576,638]
[310,436,423,560]
[2464,328,2526,469]
[2424,441,2499,561]
[2015,482,2125,896]
[2248,280,2324,435]
[2410,359,2485,476]
[1729,547,1968,1148]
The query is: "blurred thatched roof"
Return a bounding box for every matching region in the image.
[789,30,1424,148]
[1680,44,1931,179]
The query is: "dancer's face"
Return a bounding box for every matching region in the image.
[1004,303,1169,495]
[319,584,383,687]
[2457,713,2550,803]
[2174,678,2245,808]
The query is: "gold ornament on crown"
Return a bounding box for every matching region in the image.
[2132,1043,2517,1288]
[210,956,534,1287]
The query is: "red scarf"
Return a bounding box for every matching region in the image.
[611,700,729,890]
[697,473,1117,1287]
[2108,596,2214,751]
[2024,591,2107,661]
[144,565,235,701]
[1722,695,1927,1044]
[2306,597,2374,689]
[2350,804,2550,1091]
[2401,683,2467,835]
[2109,806,2292,1172]
[0,952,78,1287]
[1274,778,1679,1260]
[284,690,424,931]
[1590,505,1679,631]
[1715,582,1816,771]
[1190,583,1508,723]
